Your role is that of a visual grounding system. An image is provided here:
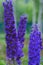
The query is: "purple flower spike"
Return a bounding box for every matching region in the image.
[18,14,27,48]
[3,0,21,57]
[16,15,27,65]
[28,24,42,65]
[3,0,17,59]
[4,2,21,58]
[3,0,24,65]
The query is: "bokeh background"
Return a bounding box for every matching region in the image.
[0,0,43,65]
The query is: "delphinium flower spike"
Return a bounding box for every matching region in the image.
[18,15,27,48]
[3,0,24,65]
[28,24,42,65]
[16,15,27,65]
[3,0,16,59]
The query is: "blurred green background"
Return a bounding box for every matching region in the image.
[0,0,43,65]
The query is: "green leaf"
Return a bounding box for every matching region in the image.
[0,60,6,65]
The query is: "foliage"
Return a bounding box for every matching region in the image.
[15,0,33,22]
[0,0,4,22]
[0,60,6,65]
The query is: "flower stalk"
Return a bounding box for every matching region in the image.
[28,24,42,65]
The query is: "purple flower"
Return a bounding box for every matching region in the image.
[18,15,27,48]
[3,0,23,61]
[28,24,42,65]
[3,0,16,59]
[16,15,27,65]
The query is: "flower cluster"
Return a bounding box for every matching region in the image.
[18,15,27,48]
[3,0,27,65]
[3,0,23,61]
[3,0,16,59]
[16,15,27,65]
[28,24,42,65]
